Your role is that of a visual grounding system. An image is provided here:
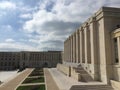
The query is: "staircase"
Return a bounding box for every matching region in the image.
[73,65,93,82]
[70,65,114,90]
[70,85,114,90]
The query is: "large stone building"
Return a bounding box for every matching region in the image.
[0,51,62,70]
[63,6,120,85]
[0,52,20,70]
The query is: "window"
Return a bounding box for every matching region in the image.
[116,25,120,29]
[9,62,11,66]
[12,62,15,66]
[5,62,7,66]
[1,62,3,66]
[114,38,119,64]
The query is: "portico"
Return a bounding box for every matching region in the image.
[63,7,120,84]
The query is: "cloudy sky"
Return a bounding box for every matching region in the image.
[0,0,120,51]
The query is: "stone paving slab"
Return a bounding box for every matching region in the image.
[0,68,33,90]
[27,76,44,78]
[20,83,45,86]
[44,68,59,90]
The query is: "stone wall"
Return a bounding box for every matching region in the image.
[71,67,81,81]
[57,64,70,76]
[111,80,120,90]
[57,64,81,81]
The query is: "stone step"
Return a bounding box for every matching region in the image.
[75,70,88,74]
[74,67,84,70]
[74,67,94,82]
[80,74,94,82]
[70,85,114,90]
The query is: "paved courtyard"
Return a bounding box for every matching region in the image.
[0,69,33,90]
[0,70,18,83]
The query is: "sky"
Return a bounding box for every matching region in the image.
[0,0,120,51]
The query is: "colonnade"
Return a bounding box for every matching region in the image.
[63,17,99,80]
[112,29,120,65]
[63,6,120,83]
[64,17,98,66]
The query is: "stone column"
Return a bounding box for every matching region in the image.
[79,29,82,64]
[66,38,69,62]
[66,39,68,62]
[90,17,98,80]
[70,37,71,62]
[84,23,91,64]
[84,24,88,64]
[73,33,76,63]
[64,40,66,62]
[68,39,70,62]
[69,37,71,63]
[68,37,71,62]
[87,27,91,64]
[76,30,80,63]
[79,27,85,63]
[75,33,76,63]
[71,35,73,63]
[73,34,75,63]
[82,28,85,63]
[66,41,67,62]
[64,41,66,62]
[117,37,120,65]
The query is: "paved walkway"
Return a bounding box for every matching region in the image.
[28,76,44,78]
[44,68,59,90]
[20,83,45,86]
[0,68,33,90]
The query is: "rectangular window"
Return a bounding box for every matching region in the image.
[114,38,119,64]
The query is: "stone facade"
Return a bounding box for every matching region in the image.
[0,51,62,70]
[0,52,20,70]
[63,7,120,84]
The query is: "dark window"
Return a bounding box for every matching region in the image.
[1,62,3,66]
[12,62,15,66]
[114,38,119,64]
[116,25,120,29]
[9,62,11,66]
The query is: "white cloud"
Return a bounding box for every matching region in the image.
[0,25,13,31]
[1,0,120,51]
[19,13,32,19]
[0,42,38,51]
[5,38,15,43]
[0,1,16,10]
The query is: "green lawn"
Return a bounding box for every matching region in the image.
[16,85,45,90]
[29,68,44,76]
[22,77,44,83]
[29,72,44,76]
[34,68,43,72]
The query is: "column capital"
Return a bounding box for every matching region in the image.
[73,32,76,36]
[82,22,88,29]
[112,28,120,38]
[86,16,96,24]
[76,29,79,34]
[68,36,71,40]
[89,16,96,23]
[79,26,83,31]
[71,34,73,38]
